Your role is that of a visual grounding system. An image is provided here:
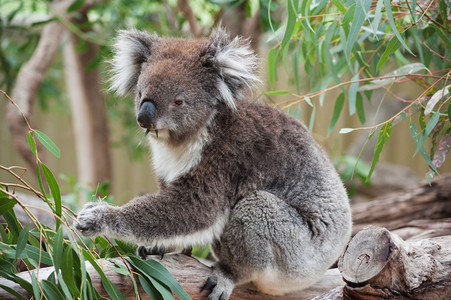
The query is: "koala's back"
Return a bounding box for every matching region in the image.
[207,100,348,209]
[199,99,351,293]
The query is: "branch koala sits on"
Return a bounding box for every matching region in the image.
[76,27,352,300]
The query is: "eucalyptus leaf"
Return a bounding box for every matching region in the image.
[41,162,62,229]
[366,122,392,182]
[127,255,191,300]
[0,197,16,215]
[425,85,450,115]
[327,93,345,136]
[83,250,126,300]
[383,0,413,55]
[33,129,61,159]
[15,224,30,259]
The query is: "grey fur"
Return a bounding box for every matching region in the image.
[76,27,352,299]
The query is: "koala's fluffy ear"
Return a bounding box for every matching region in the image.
[109,30,159,96]
[202,27,260,110]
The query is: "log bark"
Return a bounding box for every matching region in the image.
[313,226,451,299]
[2,175,449,299]
[351,173,451,236]
[0,253,344,300]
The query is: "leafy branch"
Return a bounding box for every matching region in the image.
[267,0,451,182]
[1,90,191,300]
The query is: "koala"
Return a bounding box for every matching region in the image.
[76,27,352,300]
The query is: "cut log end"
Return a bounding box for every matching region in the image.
[338,226,393,285]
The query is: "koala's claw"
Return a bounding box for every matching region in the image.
[75,202,108,237]
[137,246,166,260]
[201,269,235,300]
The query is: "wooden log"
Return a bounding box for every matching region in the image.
[328,226,451,300]
[351,174,451,236]
[0,253,345,300]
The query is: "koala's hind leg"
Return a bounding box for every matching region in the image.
[204,190,322,299]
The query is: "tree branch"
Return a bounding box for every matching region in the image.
[177,0,203,37]
[5,21,65,169]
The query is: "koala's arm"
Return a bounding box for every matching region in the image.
[76,180,229,248]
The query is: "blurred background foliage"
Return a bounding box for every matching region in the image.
[0,0,450,202]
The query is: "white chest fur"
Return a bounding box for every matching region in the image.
[149,128,210,183]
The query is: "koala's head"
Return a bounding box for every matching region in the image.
[109,27,259,143]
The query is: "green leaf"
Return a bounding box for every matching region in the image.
[25,244,53,266]
[308,106,316,132]
[342,4,356,36]
[83,250,126,300]
[137,129,150,148]
[281,0,298,51]
[0,197,16,215]
[27,132,37,157]
[52,228,64,271]
[356,92,366,125]
[7,2,23,22]
[267,47,278,90]
[323,23,343,88]
[448,103,451,122]
[366,122,392,182]
[413,110,441,157]
[409,121,437,173]
[148,275,174,300]
[40,162,61,229]
[31,271,41,300]
[3,211,21,243]
[346,0,372,62]
[33,129,61,159]
[0,284,28,300]
[327,93,345,136]
[138,274,163,300]
[292,49,301,94]
[371,0,384,36]
[429,23,451,50]
[348,73,359,115]
[377,37,401,72]
[383,0,413,55]
[36,163,48,200]
[67,0,85,13]
[332,0,346,14]
[15,224,30,259]
[41,279,65,299]
[61,246,80,298]
[245,0,259,17]
[128,255,191,300]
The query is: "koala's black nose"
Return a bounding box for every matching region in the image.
[137,101,156,129]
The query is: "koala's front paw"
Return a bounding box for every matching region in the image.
[76,202,109,238]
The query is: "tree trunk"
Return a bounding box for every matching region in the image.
[6,22,65,169]
[63,24,112,198]
[330,226,451,300]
